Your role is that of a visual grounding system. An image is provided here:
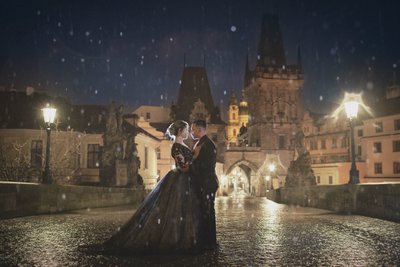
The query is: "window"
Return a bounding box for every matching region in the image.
[87,144,100,168]
[232,113,236,120]
[341,137,348,148]
[156,148,161,160]
[374,163,382,174]
[393,140,400,152]
[375,122,383,133]
[233,129,237,136]
[357,145,362,157]
[357,129,363,137]
[317,176,320,184]
[146,112,151,120]
[329,176,333,184]
[394,162,400,174]
[373,142,382,153]
[144,147,148,169]
[331,138,337,148]
[321,139,326,149]
[279,136,285,149]
[310,140,317,150]
[30,140,43,168]
[394,119,400,131]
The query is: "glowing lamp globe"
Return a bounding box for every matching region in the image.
[42,106,57,124]
[344,101,359,119]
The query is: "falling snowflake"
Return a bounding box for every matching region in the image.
[230,25,237,32]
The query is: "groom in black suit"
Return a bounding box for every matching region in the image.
[190,119,219,249]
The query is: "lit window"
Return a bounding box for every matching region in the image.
[394,119,400,131]
[145,147,148,169]
[321,139,326,149]
[375,122,383,133]
[87,144,100,168]
[331,138,337,148]
[279,136,285,149]
[374,163,382,174]
[393,162,400,174]
[393,140,400,152]
[373,142,382,153]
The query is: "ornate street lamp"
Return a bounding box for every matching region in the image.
[42,104,56,184]
[344,100,360,184]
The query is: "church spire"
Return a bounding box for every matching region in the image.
[297,44,302,71]
[257,13,286,67]
[244,53,251,87]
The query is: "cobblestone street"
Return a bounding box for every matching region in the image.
[1,197,399,266]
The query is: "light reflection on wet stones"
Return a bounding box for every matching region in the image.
[0,198,399,266]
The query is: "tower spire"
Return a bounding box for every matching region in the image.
[297,44,302,71]
[257,13,286,67]
[244,53,251,87]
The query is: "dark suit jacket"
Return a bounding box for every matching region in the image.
[190,135,219,194]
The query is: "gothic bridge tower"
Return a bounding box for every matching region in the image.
[222,14,304,196]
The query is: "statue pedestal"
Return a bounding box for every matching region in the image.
[116,160,128,186]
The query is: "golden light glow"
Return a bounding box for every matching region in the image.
[42,105,57,124]
[331,92,373,120]
[268,163,276,172]
[344,101,359,119]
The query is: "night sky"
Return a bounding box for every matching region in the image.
[1,0,399,114]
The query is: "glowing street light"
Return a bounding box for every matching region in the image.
[42,104,56,184]
[268,163,276,172]
[344,99,360,184]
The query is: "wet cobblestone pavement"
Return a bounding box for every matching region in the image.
[1,197,400,266]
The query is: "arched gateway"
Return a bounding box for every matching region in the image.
[221,148,289,197]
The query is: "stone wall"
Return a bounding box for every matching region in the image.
[0,182,146,219]
[267,184,400,222]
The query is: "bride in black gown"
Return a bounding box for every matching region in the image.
[102,120,203,254]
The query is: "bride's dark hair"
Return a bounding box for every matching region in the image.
[165,120,188,140]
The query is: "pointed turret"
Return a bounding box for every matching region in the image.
[172,65,221,123]
[244,54,251,87]
[257,13,286,67]
[297,44,302,71]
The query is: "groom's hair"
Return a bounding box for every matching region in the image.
[193,119,207,129]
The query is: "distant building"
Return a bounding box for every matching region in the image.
[303,84,400,184]
[133,105,171,123]
[223,13,303,195]
[0,90,161,189]
[227,92,248,145]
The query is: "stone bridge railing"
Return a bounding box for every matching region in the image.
[0,182,146,219]
[267,183,400,223]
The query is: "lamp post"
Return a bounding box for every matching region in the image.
[344,101,360,184]
[42,105,56,184]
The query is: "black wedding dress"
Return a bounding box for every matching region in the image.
[102,143,203,254]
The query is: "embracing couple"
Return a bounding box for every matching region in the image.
[101,119,219,254]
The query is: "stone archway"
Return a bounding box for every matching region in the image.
[221,160,264,197]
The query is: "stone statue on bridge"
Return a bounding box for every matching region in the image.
[285,129,316,187]
[100,102,140,187]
